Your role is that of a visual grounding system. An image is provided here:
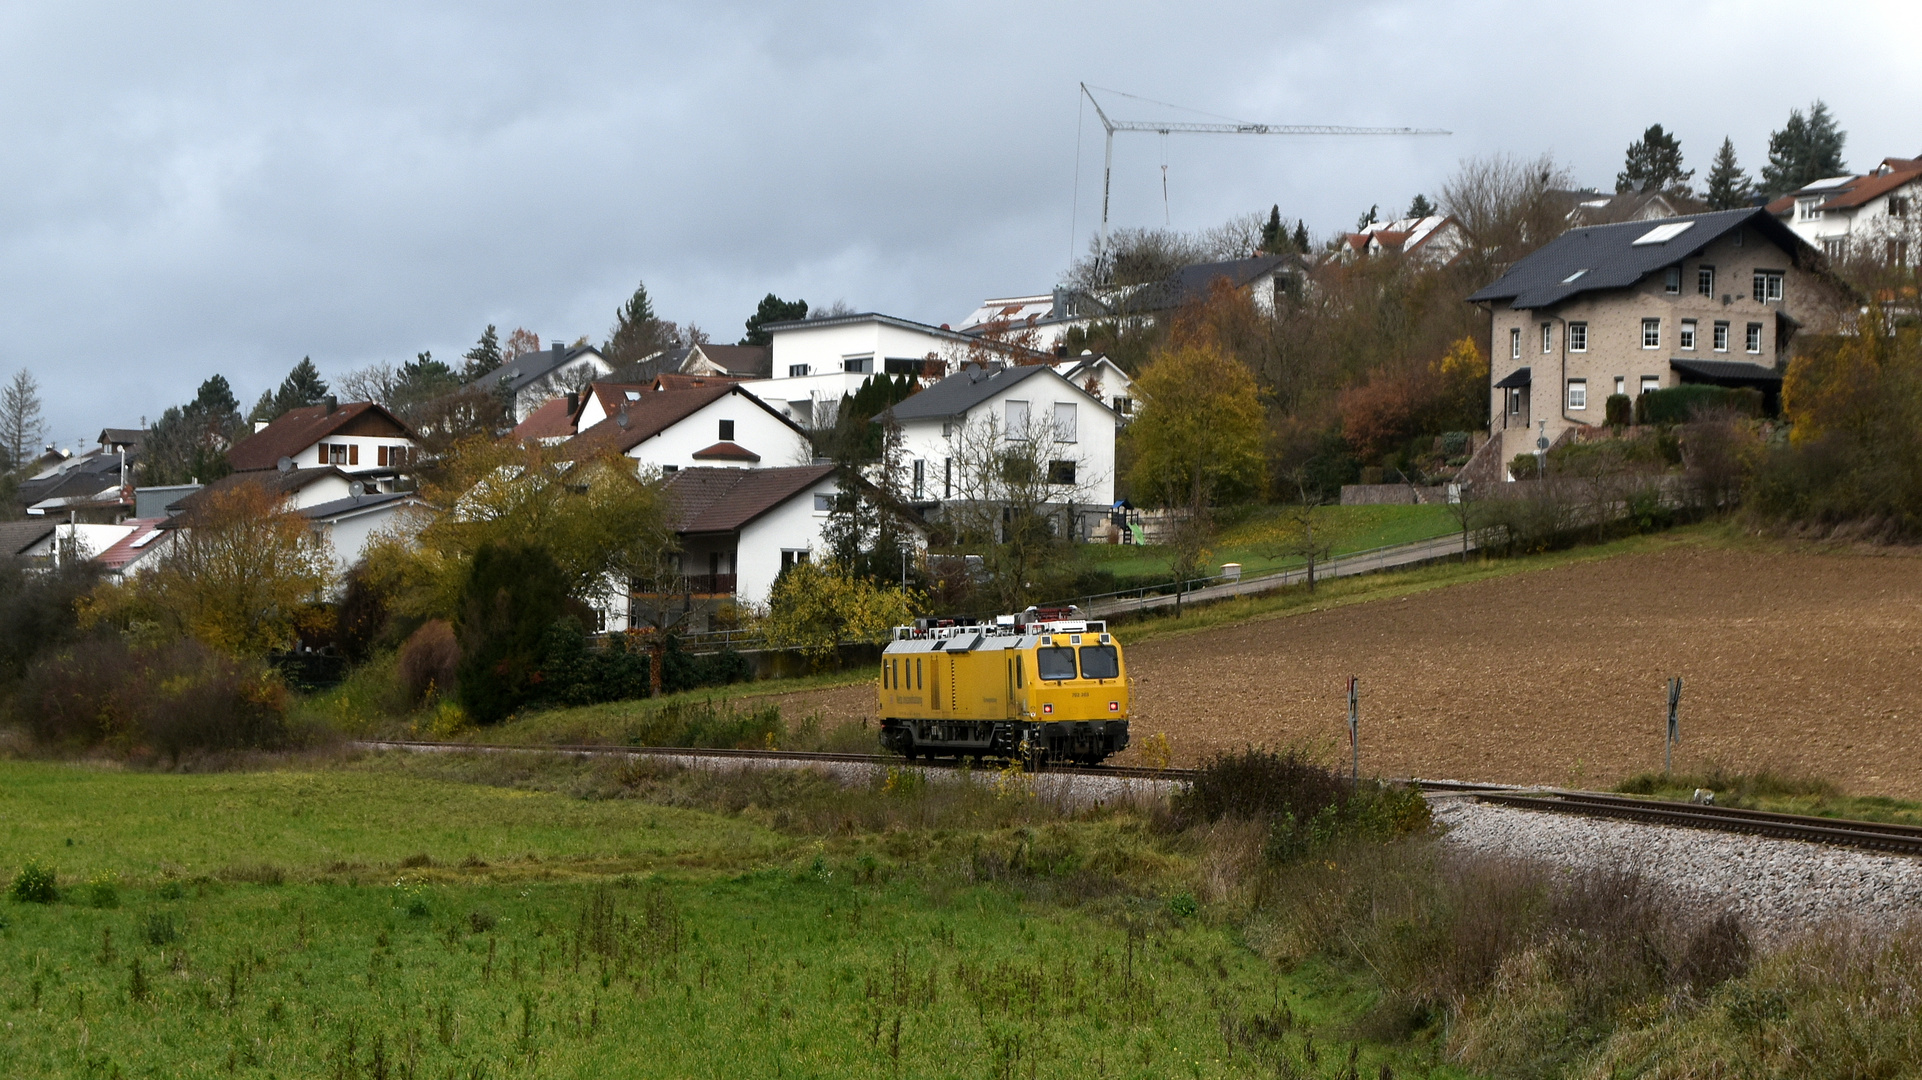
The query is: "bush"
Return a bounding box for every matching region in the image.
[10,637,288,759]
[398,620,460,706]
[1508,453,1539,481]
[1170,748,1429,861]
[0,559,101,691]
[455,544,570,724]
[659,641,751,695]
[623,698,784,749]
[10,859,57,903]
[1635,385,1763,426]
[87,871,120,909]
[535,618,651,707]
[1604,392,1632,427]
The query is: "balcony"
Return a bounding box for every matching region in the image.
[632,574,737,598]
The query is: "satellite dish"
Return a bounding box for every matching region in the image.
[276,456,295,473]
[348,480,365,497]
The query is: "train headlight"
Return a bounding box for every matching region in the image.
[1109,701,1119,712]
[1042,703,1053,714]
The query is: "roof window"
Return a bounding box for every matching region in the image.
[1561,269,1589,284]
[1632,222,1695,246]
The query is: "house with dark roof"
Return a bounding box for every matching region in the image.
[12,427,146,521]
[229,399,421,479]
[743,313,1012,431]
[563,382,813,473]
[493,342,615,422]
[884,362,1118,541]
[955,254,1308,350]
[1468,207,1855,473]
[629,464,926,626]
[1768,154,1922,264]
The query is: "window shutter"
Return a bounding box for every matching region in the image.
[317,444,328,465]
[348,444,359,466]
[377,446,388,467]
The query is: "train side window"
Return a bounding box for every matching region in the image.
[882,661,889,689]
[916,657,922,690]
[1037,646,1077,681]
[1016,654,1024,688]
[1078,645,1119,680]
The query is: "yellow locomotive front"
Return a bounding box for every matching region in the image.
[877,607,1130,765]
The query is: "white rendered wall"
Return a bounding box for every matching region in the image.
[296,435,420,474]
[622,394,815,471]
[733,481,840,607]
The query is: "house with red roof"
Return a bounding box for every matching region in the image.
[1769,154,1922,264]
[228,397,421,478]
[563,383,813,474]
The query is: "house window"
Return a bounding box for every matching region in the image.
[662,464,678,473]
[1797,198,1822,222]
[1664,267,1681,294]
[1752,271,1784,303]
[1890,195,1912,218]
[1053,402,1077,442]
[842,356,873,374]
[884,357,922,376]
[1113,396,1133,416]
[1746,323,1763,353]
[788,364,810,377]
[1642,318,1661,349]
[1890,239,1912,266]
[1824,239,1846,259]
[813,493,833,513]
[1510,327,1521,360]
[1567,379,1587,410]
[1641,376,1660,395]
[1614,376,1625,397]
[1005,400,1030,439]
[718,419,734,441]
[1568,322,1587,352]
[780,549,810,572]
[1679,319,1697,350]
[1048,460,1077,485]
[1713,321,1730,352]
[912,459,925,499]
[330,444,352,466]
[1507,387,1525,415]
[1697,266,1715,296]
[1541,323,1553,354]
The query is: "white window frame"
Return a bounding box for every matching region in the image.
[1713,321,1730,352]
[1613,376,1625,397]
[1005,399,1030,440]
[1640,376,1660,395]
[1507,387,1524,416]
[1664,267,1681,294]
[912,459,925,499]
[788,364,809,377]
[812,493,833,514]
[1797,198,1822,222]
[1746,322,1763,354]
[1642,318,1661,350]
[1541,323,1553,354]
[1567,322,1587,352]
[1679,319,1697,350]
[1510,327,1521,360]
[842,355,874,374]
[1052,401,1077,443]
[1697,266,1715,296]
[1752,271,1784,303]
[1566,379,1587,410]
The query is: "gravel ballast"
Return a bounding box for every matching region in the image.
[1433,797,1922,938]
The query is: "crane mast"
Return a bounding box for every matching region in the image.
[1079,83,1450,257]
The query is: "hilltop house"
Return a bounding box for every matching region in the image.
[13,427,149,521]
[1468,207,1854,472]
[956,254,1307,349]
[162,466,424,574]
[1337,215,1470,266]
[229,399,421,480]
[1053,353,1135,418]
[620,464,927,631]
[495,343,615,422]
[564,382,814,473]
[1768,154,1922,264]
[884,363,1117,541]
[742,313,996,430]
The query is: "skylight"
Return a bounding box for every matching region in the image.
[1632,221,1695,246]
[129,530,161,549]
[1802,175,1854,191]
[1561,269,1589,284]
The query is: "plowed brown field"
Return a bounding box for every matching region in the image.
[755,539,1922,797]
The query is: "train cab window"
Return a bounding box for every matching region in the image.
[1037,647,1077,681]
[1078,645,1119,680]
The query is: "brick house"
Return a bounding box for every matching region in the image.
[1468,207,1854,472]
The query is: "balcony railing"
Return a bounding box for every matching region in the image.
[631,574,737,597]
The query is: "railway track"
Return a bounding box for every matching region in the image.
[356,741,1922,856]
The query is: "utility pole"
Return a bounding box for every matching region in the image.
[1079,84,1449,262]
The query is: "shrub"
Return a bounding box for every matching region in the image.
[1170,748,1429,861]
[455,543,570,724]
[87,870,120,909]
[536,618,650,706]
[659,641,751,695]
[398,620,460,706]
[1508,453,1540,481]
[1635,385,1763,426]
[10,859,57,903]
[1604,392,1633,427]
[0,558,101,691]
[10,637,288,759]
[143,911,180,945]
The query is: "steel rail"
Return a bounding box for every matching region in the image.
[355,741,1922,855]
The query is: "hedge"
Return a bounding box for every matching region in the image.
[1634,385,1763,426]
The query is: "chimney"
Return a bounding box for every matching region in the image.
[323,395,338,414]
[553,341,566,353]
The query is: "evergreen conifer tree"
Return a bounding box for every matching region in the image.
[1761,101,1848,195]
[143,375,246,485]
[1616,124,1692,194]
[1291,219,1309,253]
[1356,205,1379,231]
[1258,205,1285,253]
[1407,193,1436,219]
[603,281,672,366]
[741,294,810,346]
[252,357,330,423]
[462,325,503,381]
[1704,138,1754,210]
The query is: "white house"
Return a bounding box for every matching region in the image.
[93,518,174,582]
[885,363,1118,541]
[1337,215,1470,266]
[1053,353,1135,418]
[957,254,1307,350]
[630,464,927,627]
[168,466,360,514]
[743,313,1005,430]
[495,343,615,423]
[228,400,421,478]
[1769,155,1922,263]
[301,492,432,576]
[566,383,814,473]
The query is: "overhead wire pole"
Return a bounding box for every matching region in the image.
[1078,82,1451,261]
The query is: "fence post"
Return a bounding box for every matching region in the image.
[1665,676,1682,774]
[1347,676,1360,785]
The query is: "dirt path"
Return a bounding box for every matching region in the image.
[1129,541,1922,797]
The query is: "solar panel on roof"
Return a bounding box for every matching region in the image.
[129,530,161,548]
[1561,269,1589,283]
[1632,221,1695,246]
[1802,175,1854,190]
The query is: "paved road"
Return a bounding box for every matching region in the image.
[1081,530,1477,618]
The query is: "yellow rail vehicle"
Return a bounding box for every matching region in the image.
[877,610,1130,764]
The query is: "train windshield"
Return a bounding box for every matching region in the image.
[1078,645,1120,679]
[1036,647,1078,681]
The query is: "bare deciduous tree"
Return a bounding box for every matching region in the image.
[941,409,1094,612]
[1,369,47,472]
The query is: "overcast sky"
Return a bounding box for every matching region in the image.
[5,0,1918,444]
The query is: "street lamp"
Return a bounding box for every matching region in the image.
[1534,419,1549,478]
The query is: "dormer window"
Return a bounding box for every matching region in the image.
[788,364,810,377]
[1797,198,1823,221]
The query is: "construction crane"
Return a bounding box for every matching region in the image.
[1079,83,1450,253]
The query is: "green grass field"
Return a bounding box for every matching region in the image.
[1078,503,1461,586]
[0,757,1472,1079]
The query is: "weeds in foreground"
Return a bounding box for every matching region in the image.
[1615,766,1922,825]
